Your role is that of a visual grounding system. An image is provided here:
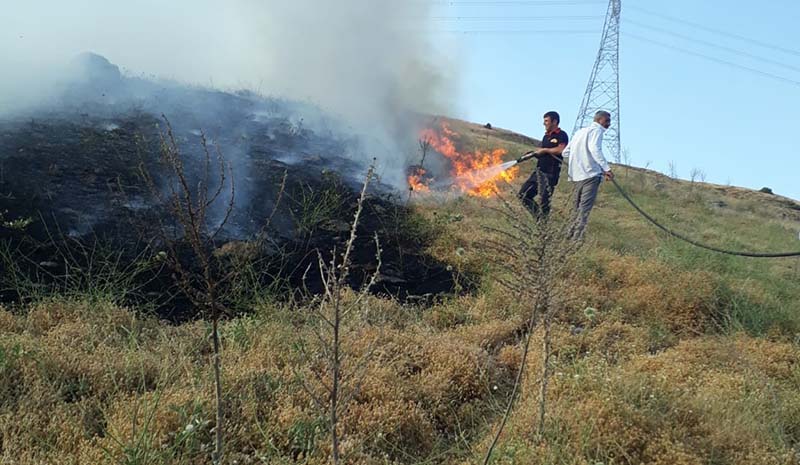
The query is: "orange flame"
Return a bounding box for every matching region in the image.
[415,122,519,198]
[407,166,431,193]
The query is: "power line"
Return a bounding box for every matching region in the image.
[625,19,800,74]
[426,29,598,34]
[424,0,606,5]
[626,5,800,58]
[623,32,800,87]
[430,15,603,20]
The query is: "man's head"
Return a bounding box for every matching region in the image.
[543,111,560,133]
[594,110,612,129]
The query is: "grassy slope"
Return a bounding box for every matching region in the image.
[2,119,800,464]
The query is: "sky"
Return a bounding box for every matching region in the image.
[429,0,800,200]
[2,0,799,200]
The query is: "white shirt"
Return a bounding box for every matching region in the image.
[563,122,611,182]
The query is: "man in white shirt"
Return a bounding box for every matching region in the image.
[562,110,615,240]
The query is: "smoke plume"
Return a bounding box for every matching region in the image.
[1,0,455,187]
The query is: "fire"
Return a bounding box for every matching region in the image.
[407,166,431,193]
[414,122,519,198]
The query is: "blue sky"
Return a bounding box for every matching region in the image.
[430,0,800,200]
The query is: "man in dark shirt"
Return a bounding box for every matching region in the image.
[518,111,569,217]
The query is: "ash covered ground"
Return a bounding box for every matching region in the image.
[0,54,460,319]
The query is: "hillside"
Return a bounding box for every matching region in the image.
[2,118,800,465]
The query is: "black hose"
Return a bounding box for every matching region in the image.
[610,177,800,258]
[516,151,537,164]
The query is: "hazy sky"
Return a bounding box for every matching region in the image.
[3,0,799,200]
[1,0,455,188]
[1,0,452,113]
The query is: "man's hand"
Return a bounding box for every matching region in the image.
[603,170,614,181]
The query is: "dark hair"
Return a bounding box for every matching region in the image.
[543,111,560,124]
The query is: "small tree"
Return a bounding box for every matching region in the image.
[621,147,631,166]
[690,167,706,184]
[668,160,678,179]
[405,137,432,206]
[621,147,632,178]
[297,163,382,464]
[139,116,235,465]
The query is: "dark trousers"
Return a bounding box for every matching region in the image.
[569,176,602,240]
[518,169,560,217]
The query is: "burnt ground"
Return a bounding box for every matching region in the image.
[0,105,462,321]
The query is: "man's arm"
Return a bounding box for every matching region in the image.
[561,142,571,159]
[588,128,614,179]
[535,144,567,156]
[535,132,569,157]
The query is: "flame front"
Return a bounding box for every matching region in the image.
[407,166,431,193]
[416,122,519,198]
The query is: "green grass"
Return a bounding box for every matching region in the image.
[588,171,800,336]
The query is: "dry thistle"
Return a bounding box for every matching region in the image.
[481,187,582,464]
[297,161,383,465]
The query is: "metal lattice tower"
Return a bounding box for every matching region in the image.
[574,0,621,162]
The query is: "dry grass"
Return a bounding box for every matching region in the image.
[5,294,800,464]
[479,335,800,465]
[0,297,518,464]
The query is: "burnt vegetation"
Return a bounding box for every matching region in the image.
[0,112,463,321]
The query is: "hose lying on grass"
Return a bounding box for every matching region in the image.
[609,177,800,258]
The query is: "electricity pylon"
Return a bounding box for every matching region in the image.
[574,0,622,162]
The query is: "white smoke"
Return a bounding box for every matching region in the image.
[1,0,456,187]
